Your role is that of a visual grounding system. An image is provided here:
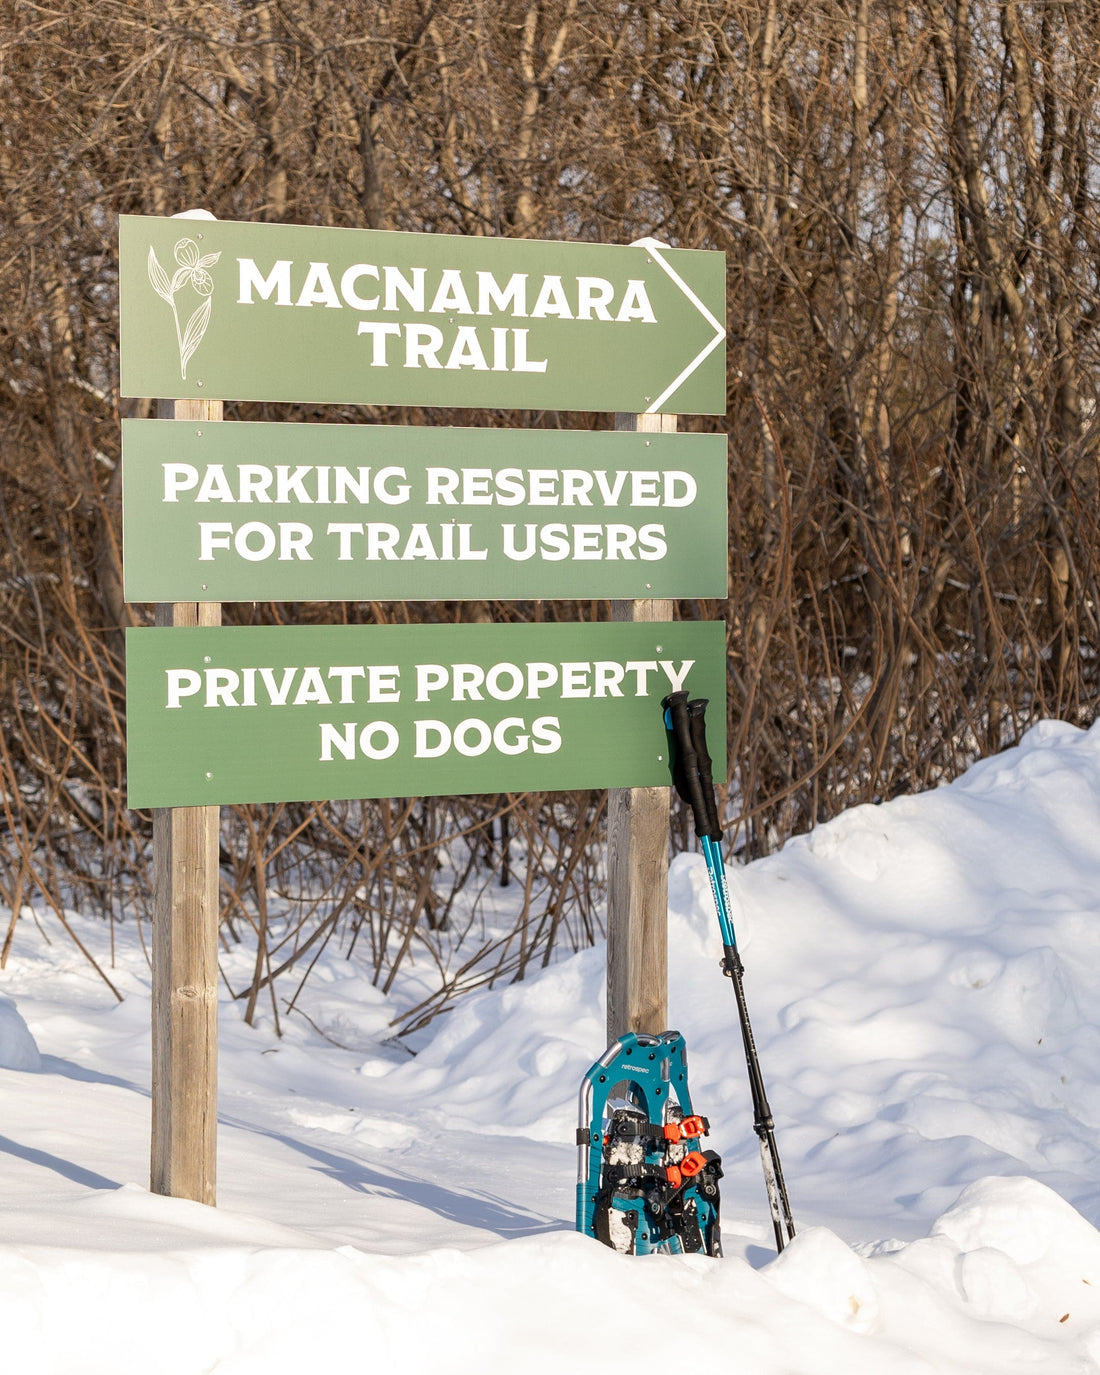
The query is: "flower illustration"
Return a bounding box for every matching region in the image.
[148,237,222,380]
[171,238,216,295]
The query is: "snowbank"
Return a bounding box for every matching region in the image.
[0,994,40,1072]
[3,719,1100,1371]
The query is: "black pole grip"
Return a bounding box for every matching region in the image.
[687,699,723,841]
[664,692,716,841]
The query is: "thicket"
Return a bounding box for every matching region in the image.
[3,2,1100,1028]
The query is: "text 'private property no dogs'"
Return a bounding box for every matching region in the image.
[125,622,727,808]
[118,216,725,414]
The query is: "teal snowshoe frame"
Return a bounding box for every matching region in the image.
[576,1029,721,1256]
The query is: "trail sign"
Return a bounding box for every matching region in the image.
[122,419,728,602]
[118,215,726,414]
[125,620,726,808]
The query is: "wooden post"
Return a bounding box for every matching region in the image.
[606,410,676,1042]
[150,395,222,1205]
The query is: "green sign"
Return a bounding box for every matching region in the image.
[118,215,726,414]
[126,621,726,808]
[122,420,728,603]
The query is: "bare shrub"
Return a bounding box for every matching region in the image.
[3,1,1100,1025]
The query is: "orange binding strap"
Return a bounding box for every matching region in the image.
[663,1115,709,1144]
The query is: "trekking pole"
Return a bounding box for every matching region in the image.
[663,691,796,1252]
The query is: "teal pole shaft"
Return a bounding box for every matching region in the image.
[665,693,796,1251]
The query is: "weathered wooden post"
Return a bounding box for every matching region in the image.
[150,391,222,1205]
[606,410,677,1041]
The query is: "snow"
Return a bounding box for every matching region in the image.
[4,719,1100,1371]
[0,995,40,1072]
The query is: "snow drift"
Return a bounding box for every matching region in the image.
[3,719,1100,1371]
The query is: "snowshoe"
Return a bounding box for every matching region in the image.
[576,1030,722,1256]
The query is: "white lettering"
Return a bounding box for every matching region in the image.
[279,523,313,560]
[452,664,485,701]
[196,465,234,503]
[444,326,489,371]
[512,328,548,373]
[561,662,592,697]
[368,666,401,702]
[296,261,341,308]
[486,662,525,700]
[495,469,526,505]
[166,669,201,709]
[332,467,370,504]
[664,471,697,507]
[430,269,474,315]
[478,271,528,317]
[415,719,450,757]
[405,324,445,369]
[375,467,411,504]
[277,466,315,503]
[616,280,657,323]
[532,715,562,752]
[327,666,366,703]
[631,471,661,506]
[198,522,233,560]
[384,265,426,313]
[426,469,459,505]
[328,523,360,560]
[529,470,558,505]
[416,664,449,702]
[502,524,536,560]
[259,667,297,705]
[340,264,380,310]
[163,464,198,501]
[660,659,695,693]
[238,465,274,503]
[526,662,558,697]
[320,722,356,761]
[453,718,492,756]
[638,525,666,559]
[577,277,615,320]
[366,524,401,559]
[494,718,529,755]
[462,469,494,505]
[238,258,292,305]
[206,669,239,707]
[357,321,402,365]
[531,275,573,319]
[625,660,659,695]
[594,662,626,697]
[606,525,637,559]
[236,521,277,562]
[594,470,628,506]
[360,721,399,759]
[293,667,331,706]
[561,470,594,506]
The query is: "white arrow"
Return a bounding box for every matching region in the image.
[632,237,726,414]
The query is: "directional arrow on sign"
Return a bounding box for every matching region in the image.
[632,237,726,414]
[119,215,727,415]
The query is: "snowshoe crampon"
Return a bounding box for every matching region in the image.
[576,1030,722,1256]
